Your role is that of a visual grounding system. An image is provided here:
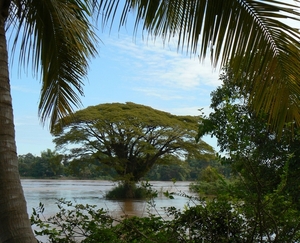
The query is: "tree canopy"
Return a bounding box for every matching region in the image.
[53,102,214,191]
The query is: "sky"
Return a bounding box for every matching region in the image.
[10,31,221,155]
[8,1,299,156]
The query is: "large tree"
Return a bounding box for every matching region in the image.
[98,0,300,135]
[53,102,214,197]
[0,0,96,242]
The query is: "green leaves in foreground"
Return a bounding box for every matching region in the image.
[31,195,300,242]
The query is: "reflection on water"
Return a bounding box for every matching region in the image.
[22,179,196,218]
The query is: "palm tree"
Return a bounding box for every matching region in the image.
[98,0,300,135]
[0,0,96,242]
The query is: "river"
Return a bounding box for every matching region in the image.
[22,179,197,218]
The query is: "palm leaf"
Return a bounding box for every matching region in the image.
[96,0,300,135]
[8,0,97,130]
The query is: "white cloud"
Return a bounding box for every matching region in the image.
[11,85,39,94]
[132,87,184,100]
[103,34,221,100]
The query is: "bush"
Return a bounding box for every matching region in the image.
[31,199,117,243]
[105,182,154,199]
[31,199,178,243]
[30,198,245,242]
[189,178,232,198]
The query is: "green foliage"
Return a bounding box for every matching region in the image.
[31,195,300,243]
[30,171,300,243]
[18,150,222,181]
[198,166,220,183]
[145,163,189,181]
[189,164,235,198]
[18,153,38,177]
[188,158,231,180]
[201,68,300,204]
[114,216,175,243]
[18,149,64,178]
[18,150,118,179]
[145,157,231,181]
[64,156,116,179]
[197,67,300,241]
[105,183,152,200]
[7,0,97,130]
[30,198,244,243]
[189,179,232,199]
[173,200,245,242]
[31,199,117,243]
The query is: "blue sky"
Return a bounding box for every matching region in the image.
[10,26,221,155]
[9,2,299,156]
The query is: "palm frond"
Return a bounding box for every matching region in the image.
[8,0,98,131]
[96,0,300,135]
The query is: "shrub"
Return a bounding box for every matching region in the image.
[105,182,154,199]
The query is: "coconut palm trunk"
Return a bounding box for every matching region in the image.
[0,0,97,241]
[0,19,36,242]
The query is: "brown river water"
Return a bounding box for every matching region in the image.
[22,179,197,218]
[21,179,199,241]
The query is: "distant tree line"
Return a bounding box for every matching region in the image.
[18,149,64,178]
[18,150,228,181]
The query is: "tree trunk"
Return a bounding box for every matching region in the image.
[124,181,135,198]
[0,16,36,243]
